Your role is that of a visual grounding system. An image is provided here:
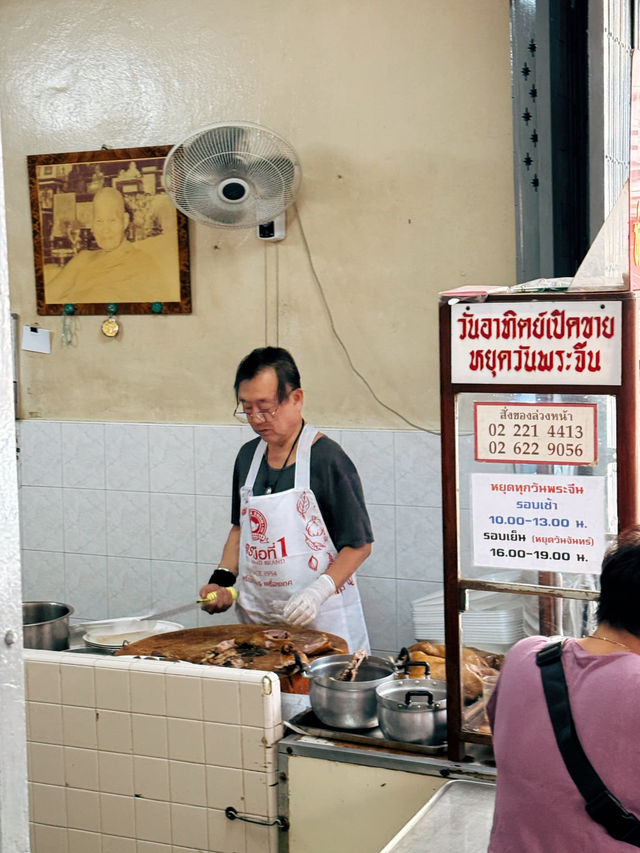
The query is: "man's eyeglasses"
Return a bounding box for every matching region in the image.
[234,396,288,424]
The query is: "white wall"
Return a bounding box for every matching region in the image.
[0,97,30,853]
[1,0,515,429]
[4,0,516,666]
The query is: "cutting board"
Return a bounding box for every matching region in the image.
[114,623,348,694]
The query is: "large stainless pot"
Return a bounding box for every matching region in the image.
[376,676,447,745]
[304,654,398,729]
[23,601,74,650]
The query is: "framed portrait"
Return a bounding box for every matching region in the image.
[27,146,191,315]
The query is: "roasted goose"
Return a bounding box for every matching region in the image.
[247,627,340,657]
[411,641,503,671]
[198,635,310,672]
[114,624,346,681]
[405,642,503,702]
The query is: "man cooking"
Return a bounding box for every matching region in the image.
[199,346,372,652]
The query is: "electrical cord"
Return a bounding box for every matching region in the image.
[293,203,438,435]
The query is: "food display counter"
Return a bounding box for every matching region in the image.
[25,642,498,853]
[278,731,496,853]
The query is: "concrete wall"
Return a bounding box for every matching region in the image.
[1,0,516,430]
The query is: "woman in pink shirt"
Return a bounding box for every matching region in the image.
[487,526,640,852]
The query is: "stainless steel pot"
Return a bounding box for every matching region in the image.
[22,601,74,651]
[376,676,447,745]
[304,654,398,729]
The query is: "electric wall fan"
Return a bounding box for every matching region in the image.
[162,121,302,237]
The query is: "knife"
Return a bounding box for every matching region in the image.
[137,601,203,622]
[140,588,239,622]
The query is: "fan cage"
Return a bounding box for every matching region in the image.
[163,122,302,228]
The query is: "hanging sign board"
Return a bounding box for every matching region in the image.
[471,473,606,574]
[451,301,622,385]
[474,402,598,466]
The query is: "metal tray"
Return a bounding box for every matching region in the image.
[286,708,447,756]
[379,779,496,852]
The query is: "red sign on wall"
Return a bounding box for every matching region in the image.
[451,301,622,385]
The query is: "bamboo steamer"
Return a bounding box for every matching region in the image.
[114,623,348,694]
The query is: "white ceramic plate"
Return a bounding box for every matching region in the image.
[83,619,183,650]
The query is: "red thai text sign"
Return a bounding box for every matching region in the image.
[451,301,622,385]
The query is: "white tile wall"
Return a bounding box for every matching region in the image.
[149,425,196,494]
[24,650,282,853]
[61,423,107,490]
[17,421,445,656]
[105,423,151,492]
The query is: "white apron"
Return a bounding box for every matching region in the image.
[235,424,370,653]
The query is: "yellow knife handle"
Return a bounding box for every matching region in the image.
[198,587,238,604]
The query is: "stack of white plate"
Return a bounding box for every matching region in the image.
[82,619,184,652]
[411,573,525,653]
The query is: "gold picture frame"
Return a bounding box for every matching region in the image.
[27,145,191,315]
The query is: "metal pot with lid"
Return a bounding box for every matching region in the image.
[302,646,433,730]
[303,653,399,729]
[376,676,447,745]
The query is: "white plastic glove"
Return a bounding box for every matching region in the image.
[282,574,336,627]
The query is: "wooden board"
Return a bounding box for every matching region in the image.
[114,623,348,694]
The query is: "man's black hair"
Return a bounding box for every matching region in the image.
[234,347,301,402]
[597,525,640,635]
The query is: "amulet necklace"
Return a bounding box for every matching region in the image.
[263,420,305,494]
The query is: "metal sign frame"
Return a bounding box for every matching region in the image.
[439,291,639,761]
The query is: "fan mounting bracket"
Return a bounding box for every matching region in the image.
[257,212,286,242]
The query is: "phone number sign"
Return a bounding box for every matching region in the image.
[474,402,597,465]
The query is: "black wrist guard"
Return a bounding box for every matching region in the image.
[208,567,237,587]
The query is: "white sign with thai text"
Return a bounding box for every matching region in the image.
[471,473,606,573]
[451,301,622,385]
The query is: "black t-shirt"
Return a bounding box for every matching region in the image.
[231,434,374,551]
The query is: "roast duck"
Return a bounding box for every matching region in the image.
[114,624,347,693]
[114,626,501,701]
[404,641,503,702]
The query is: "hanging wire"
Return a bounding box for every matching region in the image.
[61,315,77,347]
[293,203,438,434]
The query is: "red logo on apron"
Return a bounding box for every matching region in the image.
[297,491,311,518]
[249,508,269,542]
[305,515,328,551]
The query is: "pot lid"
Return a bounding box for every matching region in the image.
[376,677,447,709]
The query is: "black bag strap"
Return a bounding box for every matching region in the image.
[536,640,640,847]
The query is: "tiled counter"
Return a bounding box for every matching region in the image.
[24,649,283,853]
